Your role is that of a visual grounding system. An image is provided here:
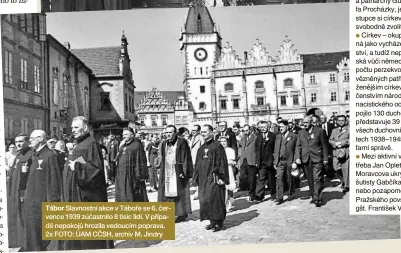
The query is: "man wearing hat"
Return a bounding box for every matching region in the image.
[273,120,298,205]
[329,115,350,193]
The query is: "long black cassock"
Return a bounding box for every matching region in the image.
[193,138,229,222]
[157,137,193,217]
[115,138,149,202]
[7,147,32,248]
[62,133,114,250]
[23,145,62,251]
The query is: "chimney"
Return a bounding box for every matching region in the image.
[244,51,248,64]
[64,42,70,50]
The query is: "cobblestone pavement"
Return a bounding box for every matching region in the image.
[107,179,400,248]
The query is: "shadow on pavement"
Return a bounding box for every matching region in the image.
[187,209,200,221]
[115,240,162,248]
[322,191,345,206]
[224,210,259,230]
[230,198,258,212]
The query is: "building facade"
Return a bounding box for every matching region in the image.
[72,33,136,138]
[1,14,48,142]
[135,88,193,134]
[178,2,349,127]
[46,35,92,139]
[303,51,350,118]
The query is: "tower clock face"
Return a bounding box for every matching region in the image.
[194,48,208,62]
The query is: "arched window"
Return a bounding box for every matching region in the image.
[199,102,206,110]
[255,81,264,89]
[200,67,203,75]
[284,78,293,87]
[225,83,234,92]
[194,67,197,75]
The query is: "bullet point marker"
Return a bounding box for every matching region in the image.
[356,155,360,159]
[356,34,360,38]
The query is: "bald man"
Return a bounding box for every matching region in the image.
[23,130,62,251]
[62,116,114,250]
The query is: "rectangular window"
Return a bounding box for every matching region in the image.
[182,116,187,124]
[63,82,68,108]
[11,15,19,24]
[257,97,264,106]
[311,93,317,103]
[140,116,145,125]
[20,59,28,90]
[26,14,33,35]
[125,94,128,111]
[162,116,167,126]
[344,72,349,81]
[4,50,12,85]
[220,100,227,110]
[176,116,181,124]
[280,96,287,106]
[21,118,29,134]
[331,92,337,102]
[33,15,39,40]
[233,99,239,109]
[33,119,42,130]
[200,86,205,93]
[345,90,350,101]
[20,14,27,32]
[310,75,315,83]
[100,92,111,110]
[330,73,336,82]
[293,95,299,105]
[53,77,59,105]
[34,65,40,93]
[151,115,157,127]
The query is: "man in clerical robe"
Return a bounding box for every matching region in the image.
[114,127,149,202]
[157,125,193,223]
[63,116,114,250]
[7,134,32,249]
[193,125,229,232]
[23,130,62,251]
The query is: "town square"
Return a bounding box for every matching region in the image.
[2,1,399,252]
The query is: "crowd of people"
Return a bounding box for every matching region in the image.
[4,112,350,251]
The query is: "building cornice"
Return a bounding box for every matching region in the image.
[213,63,302,78]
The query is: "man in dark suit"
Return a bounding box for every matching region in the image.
[320,115,335,140]
[320,114,336,180]
[295,116,329,207]
[238,124,263,201]
[273,120,298,205]
[106,134,119,183]
[255,121,276,201]
[215,121,238,159]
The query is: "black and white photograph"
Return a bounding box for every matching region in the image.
[1,1,399,252]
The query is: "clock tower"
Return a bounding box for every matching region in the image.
[179,0,222,123]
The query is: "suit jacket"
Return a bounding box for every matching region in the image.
[295,127,329,164]
[239,132,263,168]
[260,132,276,168]
[106,140,119,163]
[321,122,335,140]
[189,134,203,165]
[329,126,350,159]
[273,132,297,167]
[215,129,238,159]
